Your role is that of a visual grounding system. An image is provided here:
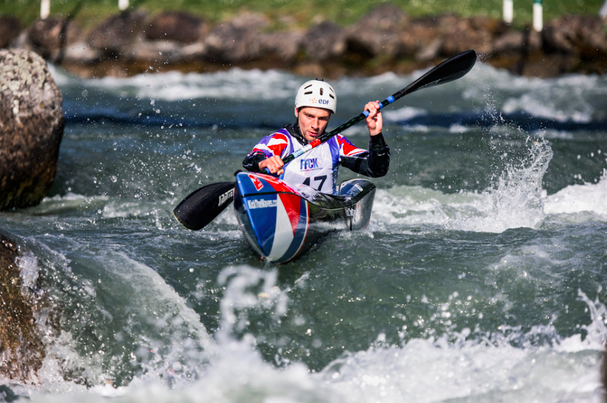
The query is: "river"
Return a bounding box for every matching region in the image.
[1,60,607,402]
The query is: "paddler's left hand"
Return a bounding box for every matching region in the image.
[259,155,285,175]
[364,100,383,136]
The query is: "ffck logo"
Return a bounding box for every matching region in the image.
[300,158,319,171]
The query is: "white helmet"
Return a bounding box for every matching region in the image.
[294,79,337,114]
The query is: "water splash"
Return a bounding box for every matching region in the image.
[318,289,605,403]
[449,138,553,233]
[372,138,554,233]
[215,265,288,343]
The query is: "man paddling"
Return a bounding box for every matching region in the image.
[242,79,390,194]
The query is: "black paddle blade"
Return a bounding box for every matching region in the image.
[315,50,478,147]
[173,182,235,230]
[397,49,477,99]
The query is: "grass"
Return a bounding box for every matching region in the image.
[1,0,605,31]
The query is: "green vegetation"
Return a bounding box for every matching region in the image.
[1,0,605,31]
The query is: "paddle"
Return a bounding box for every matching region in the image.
[173,49,477,230]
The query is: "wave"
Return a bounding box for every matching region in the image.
[373,139,553,233]
[385,109,607,132]
[9,261,604,403]
[51,63,607,134]
[544,169,607,218]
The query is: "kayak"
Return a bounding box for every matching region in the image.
[233,172,376,263]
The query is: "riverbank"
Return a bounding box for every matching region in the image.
[1,3,607,79]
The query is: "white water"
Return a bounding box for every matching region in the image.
[373,140,607,233]
[3,60,605,403]
[12,262,605,403]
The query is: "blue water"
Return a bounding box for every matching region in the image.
[1,62,607,402]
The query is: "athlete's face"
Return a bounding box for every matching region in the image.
[295,107,332,142]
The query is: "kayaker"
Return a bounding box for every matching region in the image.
[242,79,390,194]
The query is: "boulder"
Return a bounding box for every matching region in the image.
[62,40,102,64]
[87,10,147,55]
[145,11,203,44]
[260,30,304,64]
[203,12,269,63]
[0,16,21,48]
[301,21,346,62]
[398,16,449,61]
[543,14,607,59]
[346,3,408,58]
[26,16,81,63]
[129,39,182,62]
[441,16,503,56]
[0,49,64,210]
[0,233,45,382]
[492,30,526,54]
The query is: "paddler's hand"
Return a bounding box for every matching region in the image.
[364,100,383,136]
[259,155,284,175]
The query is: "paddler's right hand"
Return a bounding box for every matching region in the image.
[259,155,284,175]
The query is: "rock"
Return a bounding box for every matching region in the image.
[26,16,81,63]
[203,12,269,63]
[441,16,503,56]
[87,10,147,55]
[301,21,346,62]
[488,29,526,72]
[0,49,64,210]
[519,52,580,78]
[260,31,304,64]
[129,39,183,63]
[177,41,207,60]
[0,233,45,382]
[62,40,102,64]
[493,30,526,54]
[415,38,443,62]
[346,3,408,58]
[4,8,607,79]
[145,11,203,44]
[526,27,543,53]
[543,14,607,59]
[398,16,448,60]
[0,16,21,48]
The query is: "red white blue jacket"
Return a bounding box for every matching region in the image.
[243,124,389,194]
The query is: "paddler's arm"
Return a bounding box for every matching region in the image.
[340,134,390,177]
[366,132,390,176]
[242,152,285,175]
[340,100,390,177]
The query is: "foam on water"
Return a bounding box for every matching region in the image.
[373,140,607,233]
[17,56,605,403]
[382,106,428,123]
[49,65,300,102]
[14,262,606,403]
[372,139,553,233]
[30,193,110,215]
[321,327,602,403]
[464,63,607,123]
[50,64,418,106]
[544,169,607,219]
[3,245,216,399]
